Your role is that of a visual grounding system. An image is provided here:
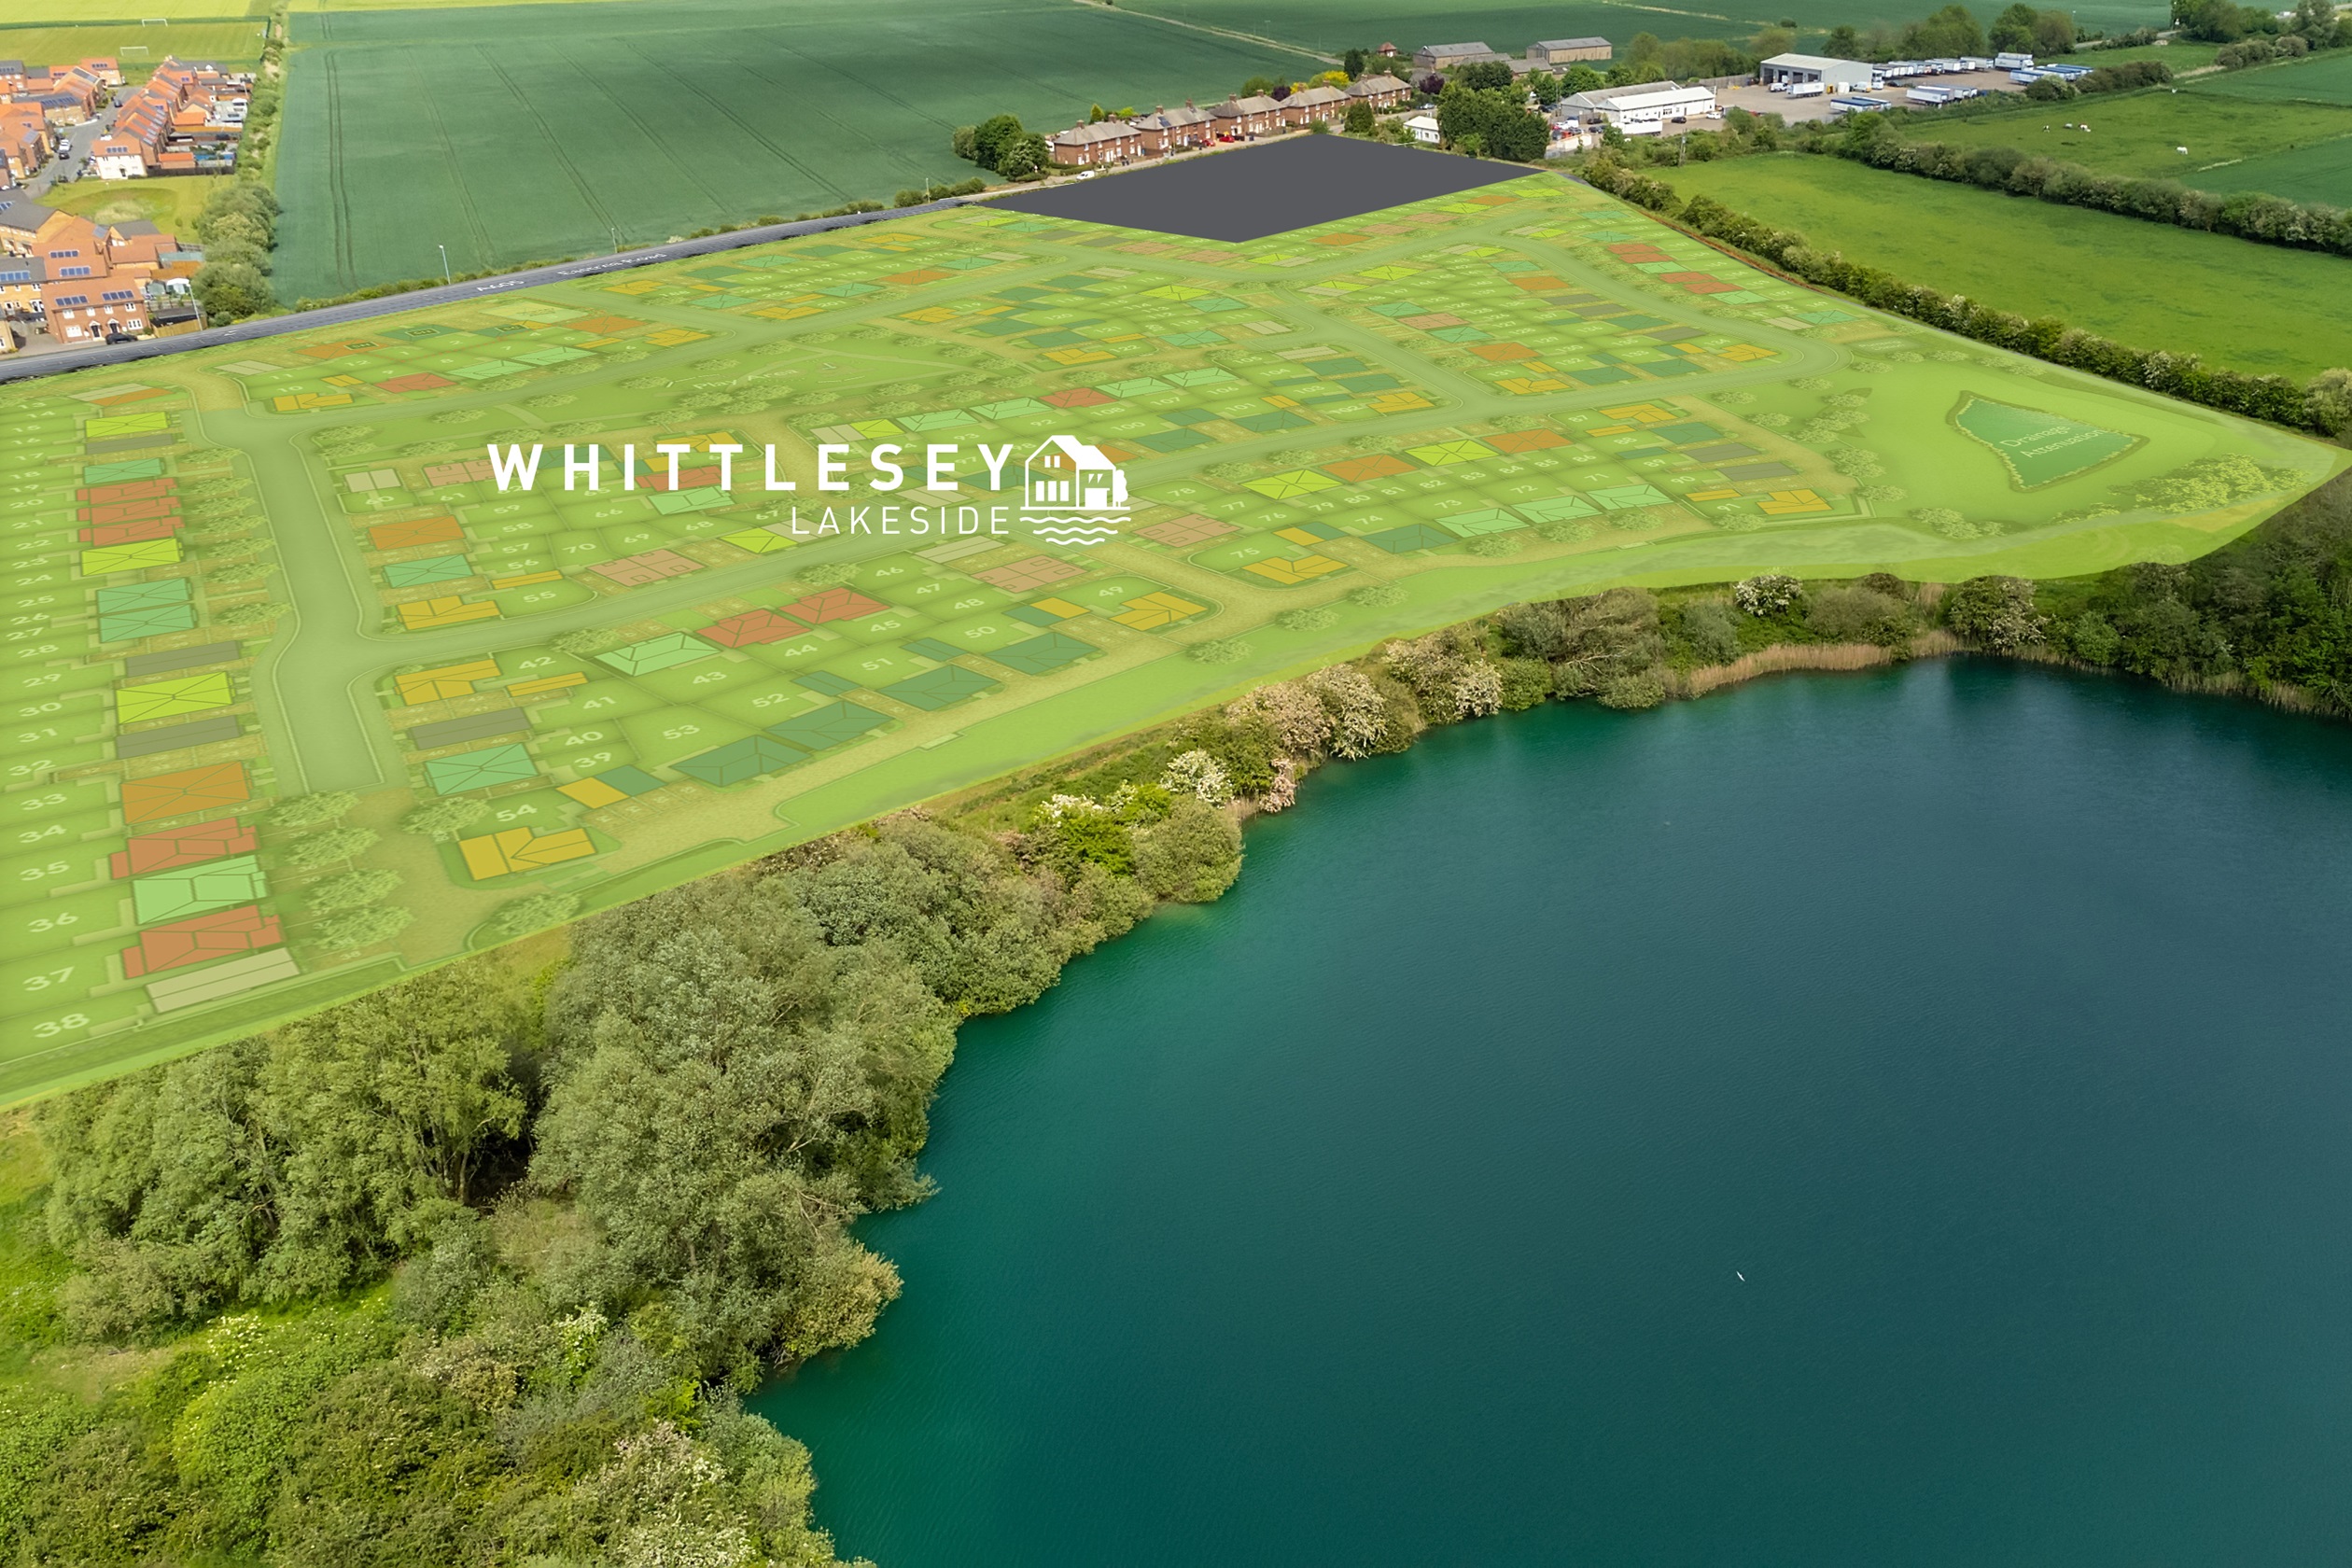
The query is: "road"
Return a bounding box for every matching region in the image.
[0,194,985,385]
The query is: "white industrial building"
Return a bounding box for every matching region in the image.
[1758,52,1878,91]
[1554,82,1718,135]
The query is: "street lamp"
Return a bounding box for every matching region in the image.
[437,243,451,284]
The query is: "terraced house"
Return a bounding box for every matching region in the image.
[0,54,117,180]
[0,200,186,342]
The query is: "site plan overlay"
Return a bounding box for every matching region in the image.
[1,150,2340,1100]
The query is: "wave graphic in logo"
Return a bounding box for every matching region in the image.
[1021,435,1127,547]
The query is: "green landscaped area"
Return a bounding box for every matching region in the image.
[2194,48,2352,105]
[1652,153,2352,381]
[0,165,2335,1103]
[269,0,1321,301]
[43,174,228,237]
[1904,79,2352,205]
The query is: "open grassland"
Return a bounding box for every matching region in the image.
[43,175,225,234]
[2193,49,2352,105]
[1656,154,2352,380]
[1115,0,2170,51]
[272,0,1318,301]
[0,21,264,71]
[1897,82,2352,205]
[1908,91,2352,183]
[2,164,2331,1100]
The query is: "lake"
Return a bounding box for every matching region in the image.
[757,661,2352,1567]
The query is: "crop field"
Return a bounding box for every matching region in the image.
[0,159,2333,1102]
[271,0,1319,302]
[1901,87,2352,205]
[1654,155,2352,381]
[1116,0,2171,52]
[0,21,266,73]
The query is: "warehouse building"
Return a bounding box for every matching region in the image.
[1758,52,1878,91]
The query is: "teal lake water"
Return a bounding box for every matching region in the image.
[756,662,2352,1567]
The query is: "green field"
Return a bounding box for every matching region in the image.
[2192,49,2352,105]
[1654,154,2352,380]
[0,21,265,71]
[271,0,1320,301]
[1898,81,2352,205]
[0,165,2333,1102]
[1117,0,2172,50]
[44,174,226,235]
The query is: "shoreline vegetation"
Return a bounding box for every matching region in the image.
[2,467,2348,1564]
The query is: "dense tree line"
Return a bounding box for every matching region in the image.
[1580,158,2351,434]
[2,779,1250,1564]
[1948,469,2352,707]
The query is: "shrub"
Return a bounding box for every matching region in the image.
[1732,573,1803,616]
[1943,575,2049,652]
[1347,581,1407,608]
[1133,799,1242,903]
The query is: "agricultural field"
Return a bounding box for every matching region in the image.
[0,21,266,76]
[0,155,2332,1102]
[1114,0,2172,52]
[1900,81,2352,205]
[1654,154,2352,380]
[43,175,226,237]
[270,0,1319,302]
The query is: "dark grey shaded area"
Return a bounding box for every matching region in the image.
[1687,442,1762,463]
[116,714,241,758]
[85,431,177,454]
[1721,461,1798,480]
[406,708,529,749]
[994,137,1534,243]
[124,640,242,679]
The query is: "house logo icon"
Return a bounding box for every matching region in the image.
[1021,434,1128,546]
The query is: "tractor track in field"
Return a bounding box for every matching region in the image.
[410,47,494,273]
[476,45,626,256]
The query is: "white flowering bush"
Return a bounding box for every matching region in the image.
[1259,757,1298,812]
[1309,665,1388,759]
[1227,680,1332,757]
[1161,749,1233,805]
[1451,661,1504,719]
[1732,573,1803,617]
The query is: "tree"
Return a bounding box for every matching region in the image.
[1566,63,1607,91]
[304,868,401,915]
[1343,46,1367,77]
[1133,799,1241,903]
[1752,24,1797,57]
[1825,22,1862,54]
[400,796,487,839]
[311,904,416,952]
[2306,368,2352,437]
[1902,3,1987,55]
[1943,575,2049,652]
[969,112,1027,172]
[283,826,378,871]
[1455,59,1513,90]
[1086,103,1106,122]
[950,124,977,161]
[192,260,273,324]
[1525,68,1562,106]
[1991,1,2039,49]
[2033,8,2077,52]
[270,791,357,829]
[1344,99,1376,134]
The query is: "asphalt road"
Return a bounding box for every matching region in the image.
[0,194,982,385]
